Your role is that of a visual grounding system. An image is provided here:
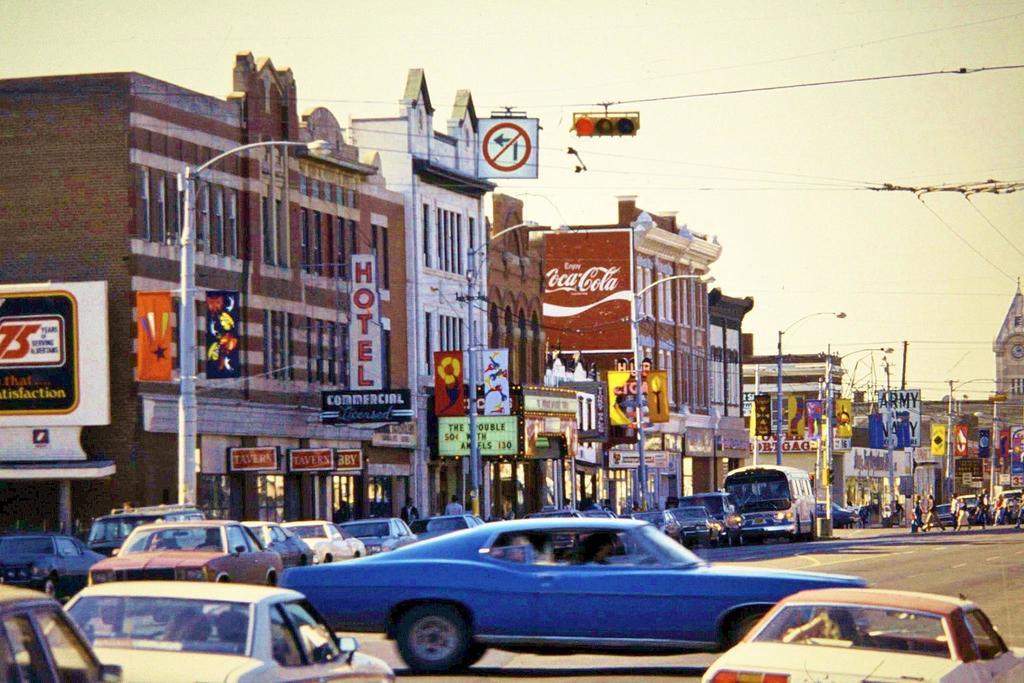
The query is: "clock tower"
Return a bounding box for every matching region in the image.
[994,279,1024,399]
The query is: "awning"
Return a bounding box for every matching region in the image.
[0,460,116,480]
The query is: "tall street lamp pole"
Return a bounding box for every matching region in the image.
[776,312,845,466]
[178,139,327,505]
[464,221,541,517]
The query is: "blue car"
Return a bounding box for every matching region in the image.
[282,518,866,673]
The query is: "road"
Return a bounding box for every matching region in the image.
[356,525,1024,682]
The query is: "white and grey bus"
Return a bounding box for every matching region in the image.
[723,465,816,543]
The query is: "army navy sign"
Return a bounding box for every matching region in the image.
[321,389,413,425]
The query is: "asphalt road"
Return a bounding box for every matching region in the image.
[356,525,1024,682]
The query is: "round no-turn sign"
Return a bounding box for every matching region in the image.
[478,118,539,179]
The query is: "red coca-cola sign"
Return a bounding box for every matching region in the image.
[543,229,634,353]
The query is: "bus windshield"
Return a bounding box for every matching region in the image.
[725,470,792,513]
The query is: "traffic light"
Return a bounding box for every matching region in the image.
[572,112,640,137]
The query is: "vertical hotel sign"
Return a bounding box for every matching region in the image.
[349,255,382,389]
[0,281,109,424]
[542,229,634,354]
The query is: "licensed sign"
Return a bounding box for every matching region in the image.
[228,447,279,472]
[288,448,334,472]
[349,255,382,389]
[438,416,518,456]
[321,389,412,425]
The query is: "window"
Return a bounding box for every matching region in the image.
[212,187,224,255]
[156,176,167,243]
[263,310,290,380]
[424,312,433,371]
[327,322,337,384]
[336,215,347,278]
[276,199,287,267]
[382,328,390,388]
[198,184,210,247]
[423,204,431,267]
[300,209,310,272]
[436,208,444,271]
[199,475,231,519]
[299,175,307,195]
[469,216,475,256]
[35,608,101,680]
[257,475,285,522]
[262,197,274,265]
[965,610,1007,660]
[56,537,81,557]
[316,320,326,383]
[226,525,248,552]
[270,606,305,666]
[340,323,349,388]
[348,220,358,259]
[311,180,320,200]
[455,214,463,274]
[313,211,323,275]
[138,167,151,240]
[3,613,51,681]
[281,601,341,665]
[226,190,238,258]
[166,175,179,242]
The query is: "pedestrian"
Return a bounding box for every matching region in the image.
[925,494,944,531]
[995,495,1006,525]
[977,492,989,529]
[894,499,904,527]
[332,500,352,524]
[444,495,464,515]
[858,505,869,528]
[401,499,420,524]
[911,495,923,533]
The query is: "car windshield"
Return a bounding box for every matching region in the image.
[122,526,224,553]
[669,507,707,521]
[88,518,147,544]
[0,537,53,554]
[68,596,250,656]
[679,496,725,514]
[753,604,951,659]
[632,512,666,524]
[287,524,326,539]
[341,521,390,538]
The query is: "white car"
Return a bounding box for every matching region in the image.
[65,581,394,683]
[704,587,1024,683]
[282,521,365,564]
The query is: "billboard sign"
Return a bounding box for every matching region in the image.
[542,229,634,354]
[0,281,109,425]
[349,255,382,389]
[876,389,921,447]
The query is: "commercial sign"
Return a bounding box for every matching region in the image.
[850,447,890,477]
[481,348,511,416]
[288,448,334,472]
[750,435,822,454]
[335,449,363,472]
[956,457,983,494]
[438,416,518,456]
[0,281,109,425]
[608,448,671,469]
[349,255,382,389]
[320,389,413,425]
[607,368,669,427]
[542,229,634,354]
[876,389,921,447]
[742,391,756,417]
[228,447,279,472]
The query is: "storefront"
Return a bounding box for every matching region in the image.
[522,387,579,513]
[843,446,911,516]
[686,427,716,493]
[716,422,750,487]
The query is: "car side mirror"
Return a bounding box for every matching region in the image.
[336,635,359,664]
[100,664,123,682]
[111,548,120,557]
[234,545,246,555]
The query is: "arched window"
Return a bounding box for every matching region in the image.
[489,302,500,349]
[518,311,527,385]
[504,307,515,369]
[531,312,541,384]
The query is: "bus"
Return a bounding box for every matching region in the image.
[723,465,816,542]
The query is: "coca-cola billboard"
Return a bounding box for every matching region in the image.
[543,229,634,353]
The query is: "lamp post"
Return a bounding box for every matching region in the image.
[630,272,711,511]
[178,139,327,505]
[775,312,845,466]
[463,220,545,517]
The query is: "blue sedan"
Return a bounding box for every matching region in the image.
[282,518,866,673]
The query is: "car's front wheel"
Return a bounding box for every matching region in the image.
[725,609,767,647]
[43,574,58,599]
[396,604,471,673]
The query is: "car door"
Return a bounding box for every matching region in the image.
[276,600,352,681]
[54,537,92,596]
[225,525,258,583]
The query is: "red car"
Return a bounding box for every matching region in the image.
[89,520,282,586]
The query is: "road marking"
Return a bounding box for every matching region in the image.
[953,563,967,568]
[986,556,999,561]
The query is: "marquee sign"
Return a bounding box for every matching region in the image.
[438,416,518,456]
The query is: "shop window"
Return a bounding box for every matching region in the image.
[257,474,285,522]
[332,475,360,521]
[199,475,231,519]
[368,477,392,518]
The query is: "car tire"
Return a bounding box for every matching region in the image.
[354,551,361,558]
[324,554,333,564]
[726,610,766,647]
[266,571,277,586]
[43,575,57,599]
[396,604,471,673]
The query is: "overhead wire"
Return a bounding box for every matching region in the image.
[916,195,1017,282]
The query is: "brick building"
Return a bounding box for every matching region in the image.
[0,52,409,530]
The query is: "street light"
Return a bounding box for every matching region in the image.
[178,139,327,505]
[775,311,845,466]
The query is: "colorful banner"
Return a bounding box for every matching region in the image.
[349,254,382,389]
[754,394,773,437]
[205,290,241,379]
[868,413,885,449]
[607,368,669,427]
[434,351,465,417]
[137,291,173,381]
[931,424,947,457]
[805,399,823,440]
[954,423,969,457]
[999,428,1010,458]
[481,348,511,416]
[1013,426,1024,458]
[834,398,852,438]
[978,428,991,458]
[787,396,805,439]
[542,229,634,354]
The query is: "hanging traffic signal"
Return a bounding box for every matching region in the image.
[572,112,640,137]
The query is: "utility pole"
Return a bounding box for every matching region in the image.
[884,358,896,525]
[465,254,481,517]
[776,331,784,466]
[946,380,954,502]
[900,341,908,390]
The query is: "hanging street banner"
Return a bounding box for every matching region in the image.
[349,255,382,389]
[205,291,241,379]
[754,394,773,436]
[931,424,947,457]
[954,423,969,457]
[136,291,173,381]
[543,229,634,354]
[438,416,518,456]
[481,348,511,416]
[805,399,823,440]
[433,351,465,417]
[321,389,413,424]
[978,428,991,458]
[786,396,806,438]
[1013,426,1024,458]
[478,118,540,179]
[835,398,853,438]
[876,389,921,447]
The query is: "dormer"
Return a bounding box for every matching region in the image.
[402,68,433,157]
[232,51,297,141]
[449,89,478,174]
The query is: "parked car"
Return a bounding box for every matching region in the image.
[815,501,857,529]
[0,533,105,600]
[282,518,866,674]
[88,521,283,586]
[935,503,956,528]
[0,585,122,682]
[630,509,683,543]
[524,509,584,518]
[408,514,484,541]
[281,521,364,563]
[677,492,741,545]
[242,521,314,568]
[704,587,1024,683]
[580,508,618,518]
[667,506,718,547]
[337,518,417,555]
[66,581,393,683]
[86,504,205,556]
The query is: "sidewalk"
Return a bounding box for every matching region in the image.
[830,523,1021,542]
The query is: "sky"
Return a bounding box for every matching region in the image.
[5,0,1023,400]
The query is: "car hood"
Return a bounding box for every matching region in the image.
[711,642,954,682]
[92,551,221,570]
[93,647,258,683]
[698,563,866,589]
